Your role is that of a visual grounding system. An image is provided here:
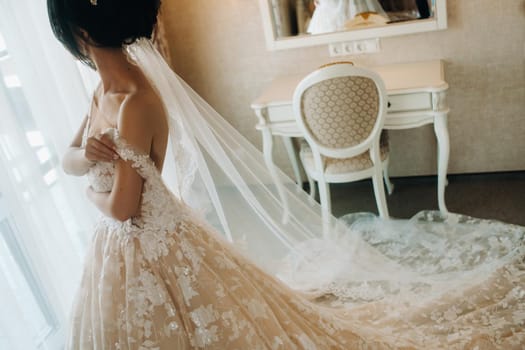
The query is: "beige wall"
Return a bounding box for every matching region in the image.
[161,0,525,178]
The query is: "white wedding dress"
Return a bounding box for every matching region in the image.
[65,40,525,349]
[66,125,525,349]
[68,127,394,349]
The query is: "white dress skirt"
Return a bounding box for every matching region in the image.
[65,127,525,349]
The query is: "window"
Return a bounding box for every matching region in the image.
[0,29,89,349]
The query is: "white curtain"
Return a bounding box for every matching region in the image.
[0,0,99,349]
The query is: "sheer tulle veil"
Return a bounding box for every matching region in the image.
[125,39,525,304]
[126,39,418,291]
[125,39,351,271]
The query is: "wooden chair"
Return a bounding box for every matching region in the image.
[292,62,392,218]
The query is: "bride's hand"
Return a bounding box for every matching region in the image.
[84,133,120,163]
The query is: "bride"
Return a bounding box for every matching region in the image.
[48,0,525,349]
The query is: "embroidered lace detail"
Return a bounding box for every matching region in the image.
[87,162,115,192]
[84,128,191,260]
[69,125,525,349]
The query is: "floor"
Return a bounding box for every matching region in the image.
[329,171,525,227]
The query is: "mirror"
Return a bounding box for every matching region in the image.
[259,0,447,50]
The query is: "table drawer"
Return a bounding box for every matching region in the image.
[387,92,432,112]
[266,105,295,123]
[262,92,433,123]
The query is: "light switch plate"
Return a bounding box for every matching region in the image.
[328,38,381,57]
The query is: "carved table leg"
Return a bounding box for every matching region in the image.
[433,112,449,213]
[282,136,303,186]
[262,127,290,223]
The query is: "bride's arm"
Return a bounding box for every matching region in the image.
[86,97,159,221]
[61,116,93,176]
[62,116,119,176]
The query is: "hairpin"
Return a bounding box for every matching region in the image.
[90,0,97,5]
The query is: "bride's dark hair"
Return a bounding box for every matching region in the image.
[47,0,161,67]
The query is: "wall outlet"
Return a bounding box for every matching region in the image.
[328,43,342,56]
[328,38,381,57]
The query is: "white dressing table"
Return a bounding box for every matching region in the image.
[251,59,450,213]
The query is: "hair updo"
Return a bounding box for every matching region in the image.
[47,0,161,67]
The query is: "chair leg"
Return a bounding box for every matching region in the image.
[308,174,316,199]
[318,179,331,215]
[383,159,394,195]
[317,179,332,236]
[372,166,389,219]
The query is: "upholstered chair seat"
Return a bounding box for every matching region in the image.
[300,132,389,175]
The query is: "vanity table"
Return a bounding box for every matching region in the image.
[251,59,450,213]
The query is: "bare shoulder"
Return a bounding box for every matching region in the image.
[117,88,167,137]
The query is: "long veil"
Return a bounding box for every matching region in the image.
[126,39,353,272]
[125,39,525,308]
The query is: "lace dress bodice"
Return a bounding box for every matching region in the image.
[82,127,191,260]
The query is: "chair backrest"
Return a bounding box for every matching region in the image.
[293,63,388,159]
